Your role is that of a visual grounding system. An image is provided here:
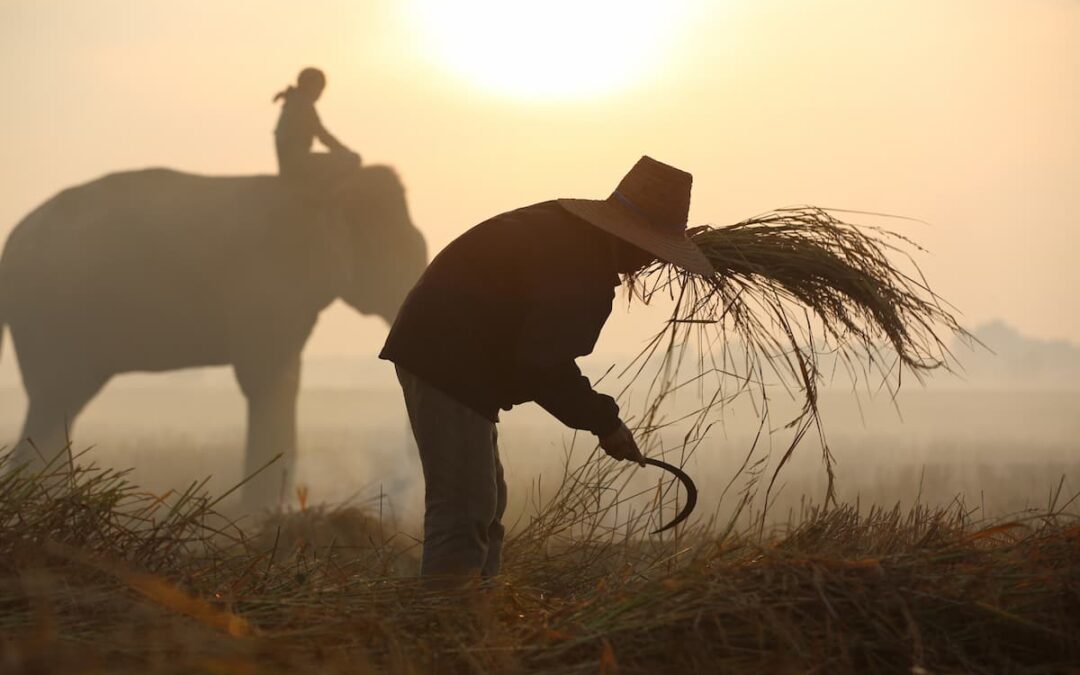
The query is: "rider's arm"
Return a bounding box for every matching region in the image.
[313,108,350,154]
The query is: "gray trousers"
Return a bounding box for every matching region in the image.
[395,366,507,579]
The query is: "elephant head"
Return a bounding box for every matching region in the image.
[333,165,428,324]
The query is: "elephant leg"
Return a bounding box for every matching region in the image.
[234,353,301,512]
[11,374,108,473]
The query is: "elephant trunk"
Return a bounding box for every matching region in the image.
[341,221,427,325]
[332,164,429,324]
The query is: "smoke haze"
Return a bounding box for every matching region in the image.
[1,1,1077,523]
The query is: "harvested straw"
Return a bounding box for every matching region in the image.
[3,451,1078,674]
[628,207,973,506]
[684,207,963,370]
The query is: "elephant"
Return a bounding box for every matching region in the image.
[0,165,427,508]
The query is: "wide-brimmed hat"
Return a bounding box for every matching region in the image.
[558,156,713,276]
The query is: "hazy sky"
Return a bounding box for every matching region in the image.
[1,0,1076,361]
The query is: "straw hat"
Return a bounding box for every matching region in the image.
[558,156,713,276]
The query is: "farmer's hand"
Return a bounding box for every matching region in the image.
[599,422,646,467]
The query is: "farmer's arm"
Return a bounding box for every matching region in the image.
[515,326,643,463]
[513,276,621,437]
[528,359,621,437]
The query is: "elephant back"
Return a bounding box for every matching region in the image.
[0,169,343,371]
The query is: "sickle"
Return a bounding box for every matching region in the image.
[640,457,698,533]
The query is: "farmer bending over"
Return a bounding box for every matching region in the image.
[273,67,360,196]
[380,156,713,584]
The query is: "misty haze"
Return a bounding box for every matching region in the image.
[2,319,1076,526]
[1,1,1077,672]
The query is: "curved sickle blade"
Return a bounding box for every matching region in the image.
[641,457,698,534]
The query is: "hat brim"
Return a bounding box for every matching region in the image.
[558,198,714,276]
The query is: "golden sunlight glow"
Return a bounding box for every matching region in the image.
[407,1,697,100]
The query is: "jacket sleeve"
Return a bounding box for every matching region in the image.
[512,272,622,436]
[528,360,621,437]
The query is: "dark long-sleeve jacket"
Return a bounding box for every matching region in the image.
[380,201,622,436]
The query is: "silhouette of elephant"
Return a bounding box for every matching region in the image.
[0,165,427,508]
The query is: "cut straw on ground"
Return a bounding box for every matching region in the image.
[2,452,1077,674]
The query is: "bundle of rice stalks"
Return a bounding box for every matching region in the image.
[629,207,973,505]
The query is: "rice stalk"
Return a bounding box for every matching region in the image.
[3,452,1077,674]
[629,206,975,511]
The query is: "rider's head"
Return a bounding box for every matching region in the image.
[296,67,327,101]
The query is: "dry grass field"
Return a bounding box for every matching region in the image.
[2,446,1078,674]
[2,380,1078,673]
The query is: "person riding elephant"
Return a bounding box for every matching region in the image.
[273,67,361,198]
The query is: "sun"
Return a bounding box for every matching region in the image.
[407,1,697,100]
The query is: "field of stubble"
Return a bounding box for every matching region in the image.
[2,382,1078,673]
